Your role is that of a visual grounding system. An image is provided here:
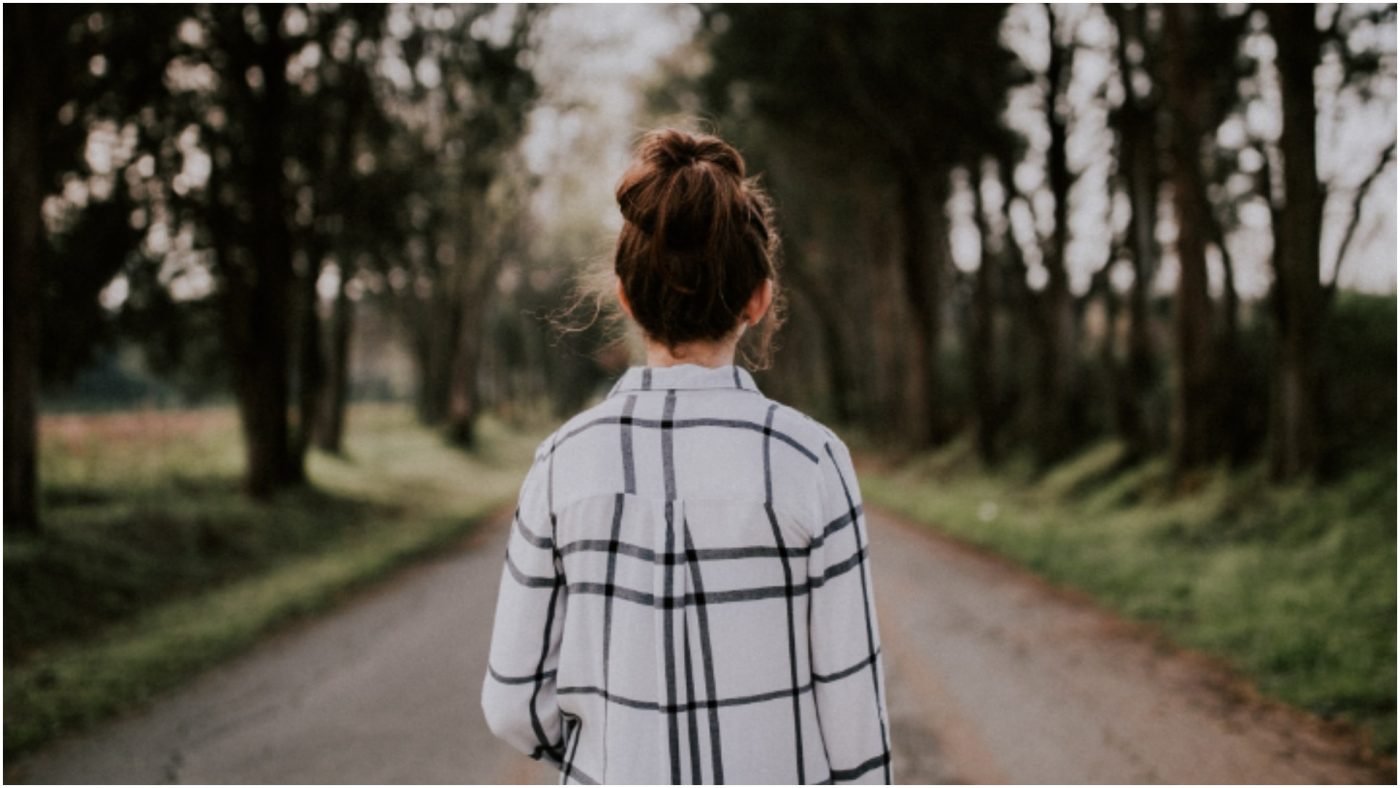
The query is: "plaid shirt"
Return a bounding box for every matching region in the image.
[481,363,892,785]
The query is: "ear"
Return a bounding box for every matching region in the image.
[742,278,775,325]
[616,278,635,320]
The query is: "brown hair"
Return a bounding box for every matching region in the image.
[552,127,786,370]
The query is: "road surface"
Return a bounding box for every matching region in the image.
[10,506,1391,783]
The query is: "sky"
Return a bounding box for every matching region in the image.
[521,4,703,243]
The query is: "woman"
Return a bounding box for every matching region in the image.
[481,128,892,785]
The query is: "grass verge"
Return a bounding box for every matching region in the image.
[856,436,1397,759]
[4,403,542,761]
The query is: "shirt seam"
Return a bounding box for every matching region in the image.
[606,387,764,397]
[551,490,819,546]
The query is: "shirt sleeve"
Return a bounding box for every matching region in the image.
[481,441,571,768]
[808,437,894,784]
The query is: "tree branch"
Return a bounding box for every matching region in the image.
[1326,138,1395,300]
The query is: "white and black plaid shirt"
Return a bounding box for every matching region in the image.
[481,363,892,785]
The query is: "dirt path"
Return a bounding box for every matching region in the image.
[10,507,1392,784]
[9,510,557,786]
[871,507,1392,784]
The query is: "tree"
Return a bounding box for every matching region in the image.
[1260,4,1324,481]
[4,4,548,501]
[376,5,538,445]
[1161,4,1224,475]
[1261,3,1395,480]
[1106,2,1164,462]
[701,5,1019,447]
[1033,3,1083,466]
[4,5,183,526]
[195,5,304,496]
[3,6,52,533]
[285,7,391,456]
[965,160,1004,463]
[154,5,408,491]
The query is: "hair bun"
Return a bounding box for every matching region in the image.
[649,129,745,178]
[616,129,748,249]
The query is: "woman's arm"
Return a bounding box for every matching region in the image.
[481,446,570,767]
[808,437,894,785]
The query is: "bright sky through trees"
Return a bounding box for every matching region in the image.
[521,3,1395,298]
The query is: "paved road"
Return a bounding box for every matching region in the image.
[11,506,1391,784]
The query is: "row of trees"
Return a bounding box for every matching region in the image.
[688,3,1395,481]
[4,4,1394,534]
[5,4,543,529]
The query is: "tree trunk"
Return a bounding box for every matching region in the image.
[784,257,855,424]
[1162,4,1220,476]
[3,5,43,533]
[1093,262,1128,449]
[1036,5,1078,466]
[217,4,300,498]
[895,169,943,447]
[1108,2,1161,462]
[967,164,999,464]
[446,292,487,447]
[314,273,354,454]
[995,156,1037,449]
[862,175,903,441]
[308,60,370,456]
[292,247,324,471]
[1264,5,1324,481]
[446,191,512,447]
[1207,199,1251,464]
[413,286,460,426]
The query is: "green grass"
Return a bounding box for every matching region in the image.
[4,403,543,760]
[857,436,1397,759]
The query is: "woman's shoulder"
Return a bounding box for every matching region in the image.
[528,393,631,465]
[760,396,848,460]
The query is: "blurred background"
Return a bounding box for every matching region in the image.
[3,2,1396,781]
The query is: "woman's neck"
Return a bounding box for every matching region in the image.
[643,339,738,369]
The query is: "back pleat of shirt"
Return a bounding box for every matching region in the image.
[482,364,892,785]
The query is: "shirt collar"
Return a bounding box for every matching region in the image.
[608,363,762,396]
